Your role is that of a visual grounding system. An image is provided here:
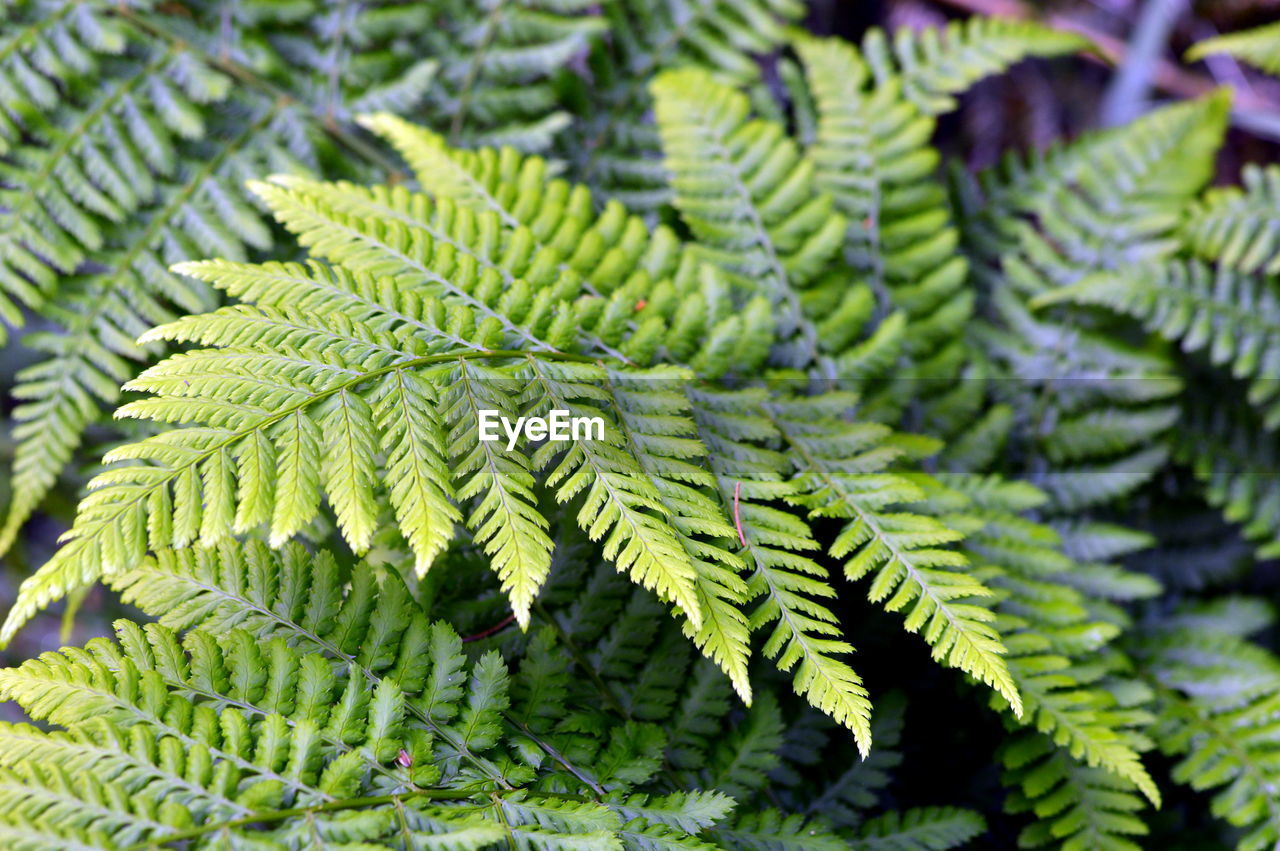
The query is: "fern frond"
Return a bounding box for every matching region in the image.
[769,395,1022,718]
[0,0,601,557]
[422,0,604,150]
[1140,627,1280,851]
[690,386,873,751]
[1188,21,1280,75]
[1003,738,1150,851]
[652,68,845,372]
[1185,163,1280,276]
[710,809,846,851]
[1039,259,1280,428]
[0,541,766,849]
[955,92,1229,511]
[1174,398,1280,559]
[861,17,1093,114]
[573,0,804,210]
[922,473,1161,807]
[851,806,986,850]
[793,33,971,413]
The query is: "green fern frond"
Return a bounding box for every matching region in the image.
[1185,163,1280,276]
[1174,398,1280,559]
[710,809,846,850]
[951,92,1229,515]
[652,68,846,373]
[793,33,971,413]
[860,17,1093,114]
[1140,626,1280,851]
[769,396,1023,719]
[1038,260,1280,428]
[0,0,601,561]
[690,386,873,751]
[1187,21,1280,75]
[922,473,1161,808]
[0,540,771,849]
[1003,739,1151,851]
[851,806,986,850]
[573,0,804,210]
[421,0,604,149]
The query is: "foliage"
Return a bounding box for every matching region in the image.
[1188,21,1280,75]
[1,4,1279,849]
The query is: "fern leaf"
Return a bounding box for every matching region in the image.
[770,395,1022,718]
[851,806,986,850]
[1185,164,1280,275]
[1142,627,1280,850]
[861,17,1092,114]
[652,68,845,372]
[1038,259,1280,428]
[1188,21,1280,75]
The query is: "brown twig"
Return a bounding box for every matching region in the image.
[462,614,516,643]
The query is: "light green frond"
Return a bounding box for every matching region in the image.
[691,387,873,751]
[1188,21,1280,75]
[1003,738,1150,851]
[769,395,1022,719]
[861,17,1092,114]
[793,33,971,409]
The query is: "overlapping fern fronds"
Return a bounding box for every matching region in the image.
[0,0,603,567]
[0,539,794,849]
